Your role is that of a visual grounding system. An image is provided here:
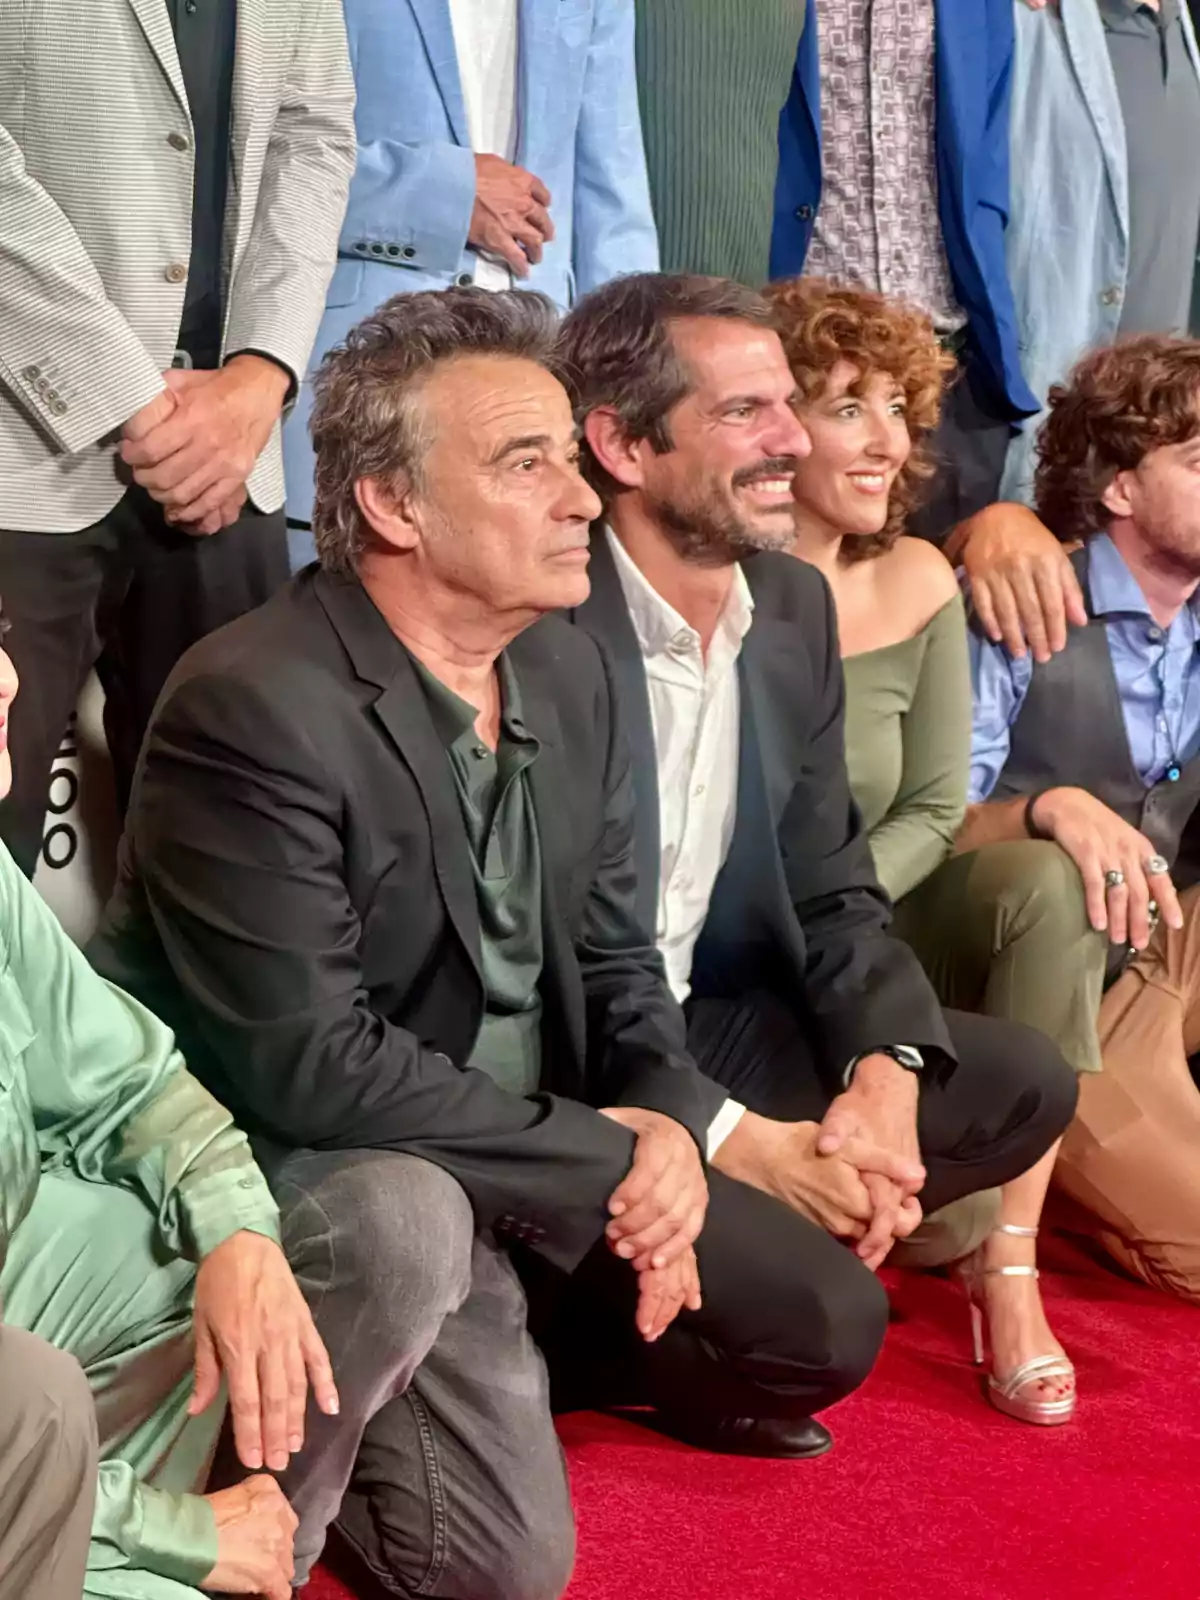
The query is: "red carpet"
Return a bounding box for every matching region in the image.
[305,1231,1200,1600]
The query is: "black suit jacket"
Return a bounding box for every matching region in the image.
[90,568,724,1271]
[571,536,955,1090]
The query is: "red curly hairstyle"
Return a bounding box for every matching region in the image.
[763,277,955,561]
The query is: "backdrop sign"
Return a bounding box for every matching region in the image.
[32,676,118,947]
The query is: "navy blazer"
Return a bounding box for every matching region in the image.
[770,0,1038,420]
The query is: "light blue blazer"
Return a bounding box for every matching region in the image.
[1000,0,1200,502]
[285,0,658,525]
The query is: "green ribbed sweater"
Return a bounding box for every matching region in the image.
[635,0,805,286]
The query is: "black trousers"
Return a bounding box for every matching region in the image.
[909,354,1014,547]
[0,487,288,877]
[538,993,1077,1424]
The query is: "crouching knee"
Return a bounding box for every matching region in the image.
[0,1329,97,1486]
[811,1262,890,1406]
[278,1149,476,1351]
[479,1504,577,1600]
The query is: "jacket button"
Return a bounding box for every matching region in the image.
[455,272,473,287]
[167,131,190,151]
[402,245,417,259]
[386,243,401,257]
[51,398,68,416]
[794,204,813,221]
[1100,287,1122,307]
[22,365,40,382]
[164,262,187,284]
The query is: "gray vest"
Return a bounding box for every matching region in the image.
[987,547,1200,870]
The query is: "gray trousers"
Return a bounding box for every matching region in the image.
[0,1327,98,1600]
[266,1150,575,1600]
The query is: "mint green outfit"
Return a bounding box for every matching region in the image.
[0,842,280,1597]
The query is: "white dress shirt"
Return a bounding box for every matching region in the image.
[608,530,750,1155]
[448,0,520,292]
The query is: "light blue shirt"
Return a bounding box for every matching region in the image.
[969,532,1200,802]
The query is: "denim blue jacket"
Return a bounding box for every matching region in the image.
[770,0,1038,422]
[999,0,1200,503]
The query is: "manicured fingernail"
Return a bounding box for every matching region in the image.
[246,1451,263,1469]
[289,1435,303,1452]
[652,1253,665,1269]
[326,1398,340,1416]
[617,1241,634,1258]
[269,1451,288,1471]
[609,1201,626,1217]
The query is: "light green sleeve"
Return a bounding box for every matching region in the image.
[868,594,971,903]
[3,847,281,1584]
[6,847,279,1260]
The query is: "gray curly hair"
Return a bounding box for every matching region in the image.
[309,286,561,573]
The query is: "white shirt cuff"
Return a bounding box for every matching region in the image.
[706,1097,747,1160]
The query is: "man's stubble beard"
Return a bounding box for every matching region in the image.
[647,478,797,569]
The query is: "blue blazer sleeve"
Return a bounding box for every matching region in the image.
[571,0,659,295]
[338,137,479,278]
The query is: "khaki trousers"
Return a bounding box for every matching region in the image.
[0,1327,97,1600]
[1056,884,1200,1301]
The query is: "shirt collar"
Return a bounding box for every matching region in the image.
[605,526,755,661]
[1086,530,1200,636]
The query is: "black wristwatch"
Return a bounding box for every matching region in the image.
[866,1045,925,1076]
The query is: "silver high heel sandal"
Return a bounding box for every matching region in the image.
[958,1223,1076,1427]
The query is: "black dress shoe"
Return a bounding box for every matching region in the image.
[621,1410,833,1460]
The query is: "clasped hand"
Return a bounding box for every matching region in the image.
[599,1106,708,1343]
[815,1057,925,1269]
[120,354,289,535]
[714,1058,925,1271]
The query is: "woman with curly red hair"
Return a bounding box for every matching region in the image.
[766,278,1099,1428]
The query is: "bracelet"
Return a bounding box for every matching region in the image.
[1023,789,1053,841]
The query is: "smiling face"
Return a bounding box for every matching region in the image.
[620,317,812,565]
[790,362,914,542]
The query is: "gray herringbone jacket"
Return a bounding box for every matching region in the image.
[0,0,356,531]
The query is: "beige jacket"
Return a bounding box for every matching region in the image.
[0,0,356,531]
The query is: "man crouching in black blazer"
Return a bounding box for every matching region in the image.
[554,271,1079,1399]
[92,287,916,1600]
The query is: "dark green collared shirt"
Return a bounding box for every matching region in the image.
[1099,0,1200,337]
[414,655,545,1096]
[167,0,237,367]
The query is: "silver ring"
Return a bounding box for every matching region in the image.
[1145,854,1170,877]
[1104,869,1126,889]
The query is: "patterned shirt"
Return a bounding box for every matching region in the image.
[806,0,965,331]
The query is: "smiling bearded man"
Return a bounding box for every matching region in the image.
[552,272,1078,1453]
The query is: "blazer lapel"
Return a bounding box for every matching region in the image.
[126,0,188,112]
[571,532,662,935]
[314,573,483,980]
[506,636,575,991]
[514,0,556,174]
[409,0,471,147]
[1061,0,1129,242]
[228,0,271,257]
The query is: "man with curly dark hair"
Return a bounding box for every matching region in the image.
[958,334,1200,1302]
